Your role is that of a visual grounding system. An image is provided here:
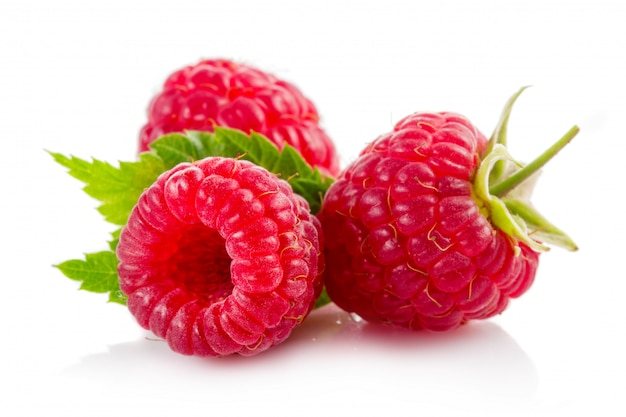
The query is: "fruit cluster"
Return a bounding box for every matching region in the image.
[52,58,578,357]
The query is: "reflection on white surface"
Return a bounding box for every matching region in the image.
[59,304,537,415]
[291,304,538,399]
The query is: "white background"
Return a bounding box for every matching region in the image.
[1,1,624,416]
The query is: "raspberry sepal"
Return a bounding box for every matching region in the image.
[473,144,547,252]
[503,198,578,250]
[473,88,579,253]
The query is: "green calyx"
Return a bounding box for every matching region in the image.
[473,87,579,253]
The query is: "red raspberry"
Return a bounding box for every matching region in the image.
[318,96,577,331]
[116,157,324,356]
[139,58,340,176]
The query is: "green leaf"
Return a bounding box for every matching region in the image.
[50,127,334,303]
[149,128,334,213]
[184,129,227,158]
[108,228,122,252]
[48,151,166,225]
[210,128,334,213]
[213,128,282,168]
[148,133,201,167]
[273,144,315,179]
[55,251,126,305]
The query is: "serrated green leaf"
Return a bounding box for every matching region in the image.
[49,150,166,225]
[209,128,334,213]
[273,144,315,178]
[185,130,226,157]
[108,228,122,252]
[289,177,329,214]
[148,133,201,167]
[151,127,334,212]
[50,126,334,305]
[55,251,126,305]
[212,128,281,167]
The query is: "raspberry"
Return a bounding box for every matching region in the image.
[116,157,324,356]
[318,92,577,331]
[139,58,340,176]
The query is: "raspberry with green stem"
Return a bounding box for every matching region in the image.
[318,87,578,330]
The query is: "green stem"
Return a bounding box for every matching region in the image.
[489,125,579,197]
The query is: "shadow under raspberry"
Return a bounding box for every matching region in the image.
[61,301,537,414]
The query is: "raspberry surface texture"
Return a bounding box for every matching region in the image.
[117,157,324,356]
[318,112,542,331]
[139,58,340,176]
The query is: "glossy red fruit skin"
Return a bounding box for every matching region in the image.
[318,112,539,331]
[139,58,340,176]
[117,157,324,356]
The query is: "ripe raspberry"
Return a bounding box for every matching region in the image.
[116,157,324,356]
[318,90,578,331]
[139,58,340,176]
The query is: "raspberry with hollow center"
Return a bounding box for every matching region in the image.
[139,58,340,176]
[117,157,324,356]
